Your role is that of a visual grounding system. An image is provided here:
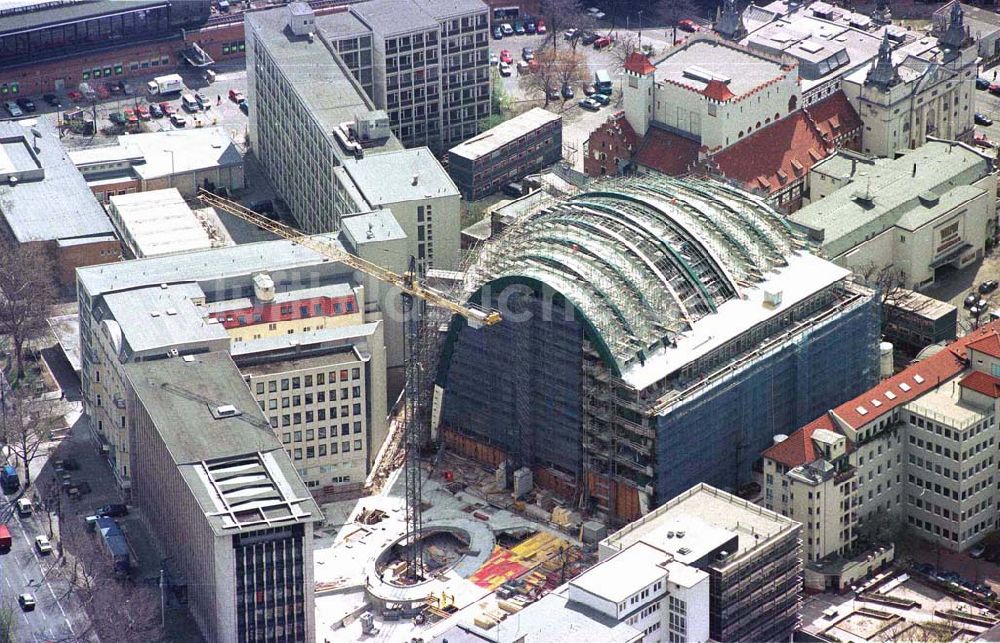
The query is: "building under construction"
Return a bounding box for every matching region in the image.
[436,175,880,522]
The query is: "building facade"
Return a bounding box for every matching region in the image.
[437,176,880,522]
[125,351,321,643]
[763,322,1000,591]
[447,107,562,200]
[792,140,996,290]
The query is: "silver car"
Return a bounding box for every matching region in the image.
[4,101,22,117]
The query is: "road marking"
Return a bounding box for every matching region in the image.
[65,617,74,634]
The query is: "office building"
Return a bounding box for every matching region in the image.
[68,127,245,201]
[125,351,322,643]
[77,235,393,498]
[763,321,1000,591]
[245,4,461,277]
[437,175,880,522]
[0,120,118,287]
[791,140,996,290]
[447,107,562,200]
[884,289,958,356]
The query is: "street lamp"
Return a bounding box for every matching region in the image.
[163,148,175,189]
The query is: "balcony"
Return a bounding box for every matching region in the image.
[834,467,856,484]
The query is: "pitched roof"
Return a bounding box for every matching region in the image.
[633,127,701,176]
[959,371,1000,398]
[806,91,863,143]
[624,52,656,75]
[711,111,829,194]
[703,79,736,102]
[764,321,1000,468]
[967,332,1000,358]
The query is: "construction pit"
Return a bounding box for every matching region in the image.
[313,452,597,641]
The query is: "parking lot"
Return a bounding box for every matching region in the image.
[1,60,251,156]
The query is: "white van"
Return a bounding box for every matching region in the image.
[181,93,199,112]
[16,497,32,517]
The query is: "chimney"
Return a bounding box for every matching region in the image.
[412,174,419,186]
[912,163,916,177]
[850,158,856,176]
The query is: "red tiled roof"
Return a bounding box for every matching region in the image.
[763,321,1000,468]
[959,371,1000,398]
[633,127,700,176]
[806,90,863,143]
[967,332,1000,358]
[208,295,358,329]
[711,111,829,194]
[624,52,656,76]
[702,79,736,102]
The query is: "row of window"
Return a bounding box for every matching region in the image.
[908,433,995,462]
[281,424,361,444]
[257,369,361,394]
[221,41,246,55]
[261,386,362,408]
[286,440,362,461]
[269,405,363,428]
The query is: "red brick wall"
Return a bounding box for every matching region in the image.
[185,22,247,64]
[56,239,121,288]
[584,118,636,178]
[89,179,141,205]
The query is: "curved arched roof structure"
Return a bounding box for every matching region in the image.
[465,176,804,375]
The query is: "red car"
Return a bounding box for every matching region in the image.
[136,105,150,121]
[499,49,513,64]
[228,88,245,103]
[678,19,700,33]
[67,90,83,102]
[594,36,612,49]
[158,101,175,115]
[536,18,547,34]
[990,84,1000,96]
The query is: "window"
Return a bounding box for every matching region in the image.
[342,441,350,452]
[354,421,362,434]
[354,440,362,450]
[294,449,302,460]
[255,382,264,394]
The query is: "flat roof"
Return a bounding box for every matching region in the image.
[448,108,561,162]
[790,140,993,258]
[102,283,228,355]
[77,237,344,298]
[230,321,382,357]
[352,0,440,35]
[602,483,798,568]
[889,289,957,321]
[313,9,370,40]
[67,142,143,167]
[110,189,214,258]
[0,120,114,243]
[241,348,361,377]
[121,127,242,180]
[124,351,282,465]
[906,382,989,428]
[340,209,407,244]
[570,541,668,603]
[653,38,787,97]
[247,7,403,158]
[412,0,487,21]
[342,147,458,206]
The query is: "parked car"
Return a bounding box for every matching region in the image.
[123,108,138,124]
[586,7,606,19]
[170,113,187,127]
[975,113,993,126]
[499,49,512,64]
[490,52,499,65]
[34,535,52,555]
[15,498,31,517]
[966,293,981,309]
[493,25,503,39]
[67,89,83,102]
[579,97,601,111]
[594,36,612,49]
[547,87,561,101]
[97,503,128,518]
[678,18,700,32]
[913,562,934,575]
[513,22,525,35]
[536,19,546,34]
[159,101,175,115]
[561,83,574,99]
[974,134,995,149]
[977,77,991,90]
[593,92,611,106]
[525,21,536,34]
[195,92,210,109]
[522,47,534,61]
[239,99,248,115]
[581,31,599,45]
[149,103,163,118]
[17,593,35,612]
[501,23,514,36]
[498,61,512,77]
[980,280,999,294]
[3,101,22,117]
[516,60,529,74]
[990,84,1000,96]
[136,105,150,121]
[970,543,987,558]
[42,93,61,107]
[15,97,35,113]
[228,88,245,103]
[583,84,596,96]
[118,80,133,95]
[564,28,579,41]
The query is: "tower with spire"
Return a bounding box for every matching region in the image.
[715,0,747,41]
[938,1,970,58]
[864,33,901,91]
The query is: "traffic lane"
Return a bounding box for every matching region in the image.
[1,505,87,641]
[974,86,1000,143]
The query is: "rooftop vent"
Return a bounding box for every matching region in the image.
[215,404,239,418]
[682,65,730,85]
[918,191,940,207]
[899,382,911,392]
[183,355,195,363]
[166,308,177,316]
[856,406,868,416]
[150,311,161,317]
[287,2,315,37]
[914,374,925,384]
[885,390,897,400]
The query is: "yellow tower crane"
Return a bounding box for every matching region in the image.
[196,189,501,580]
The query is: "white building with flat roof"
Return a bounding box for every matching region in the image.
[108,188,219,258]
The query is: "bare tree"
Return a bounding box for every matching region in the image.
[611,32,642,72]
[1,388,57,489]
[537,0,578,52]
[854,263,935,336]
[0,242,55,381]
[554,48,591,99]
[518,49,563,107]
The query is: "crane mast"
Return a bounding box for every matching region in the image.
[197,190,500,581]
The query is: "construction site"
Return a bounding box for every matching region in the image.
[436,175,882,523]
